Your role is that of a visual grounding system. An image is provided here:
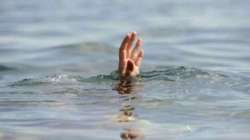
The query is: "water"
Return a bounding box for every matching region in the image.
[1,0,250,139]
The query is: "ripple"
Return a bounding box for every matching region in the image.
[140,66,215,82]
[38,41,115,55]
[10,78,49,87]
[0,65,15,72]
[1,0,250,139]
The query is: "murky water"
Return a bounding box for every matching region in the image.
[1,0,250,139]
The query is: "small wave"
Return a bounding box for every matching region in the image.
[141,66,223,82]
[10,78,49,87]
[9,74,77,87]
[38,41,115,56]
[0,65,15,72]
[78,71,120,83]
[9,66,228,88]
[78,66,225,83]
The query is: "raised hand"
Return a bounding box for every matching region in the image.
[118,32,144,78]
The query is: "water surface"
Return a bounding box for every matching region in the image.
[1,0,250,139]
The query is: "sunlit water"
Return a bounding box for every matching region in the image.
[1,0,250,139]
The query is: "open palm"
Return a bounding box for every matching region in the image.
[118,32,144,78]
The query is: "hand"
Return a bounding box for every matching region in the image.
[118,32,144,78]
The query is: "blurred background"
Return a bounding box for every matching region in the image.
[1,0,250,76]
[1,0,250,140]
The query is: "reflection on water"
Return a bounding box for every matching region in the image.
[114,79,144,140]
[120,129,144,140]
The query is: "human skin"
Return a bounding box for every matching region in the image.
[118,32,144,79]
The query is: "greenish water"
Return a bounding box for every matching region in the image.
[1,0,250,140]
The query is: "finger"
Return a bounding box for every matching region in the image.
[126,32,136,58]
[119,34,130,59]
[132,38,142,60]
[119,57,127,75]
[135,49,144,67]
[119,34,130,73]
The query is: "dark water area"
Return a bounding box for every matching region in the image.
[1,0,250,139]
